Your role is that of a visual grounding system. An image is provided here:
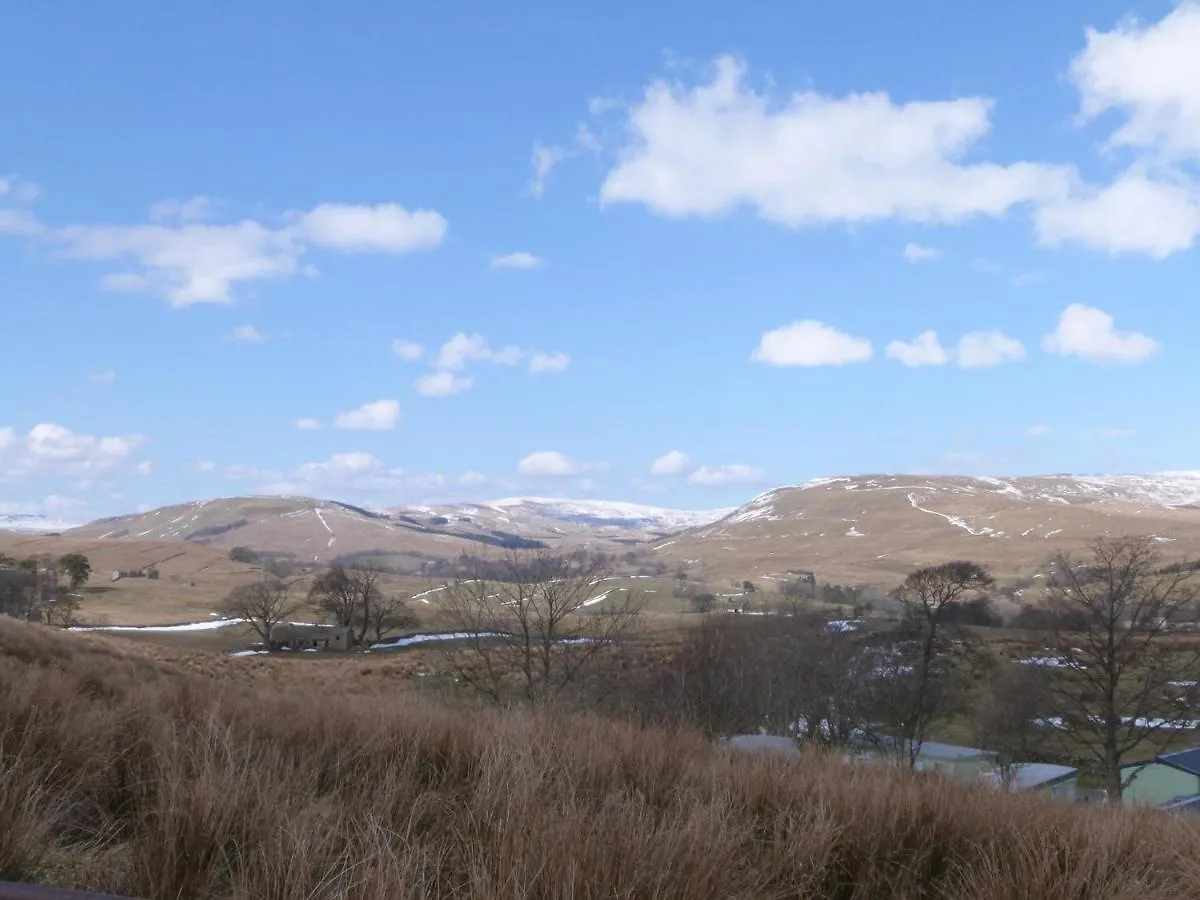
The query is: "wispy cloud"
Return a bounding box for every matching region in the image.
[490,251,545,270]
[332,399,401,431]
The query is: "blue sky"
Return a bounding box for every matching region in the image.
[2,0,1199,520]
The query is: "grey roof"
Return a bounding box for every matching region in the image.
[724,734,800,756]
[915,741,993,760]
[1158,747,1200,776]
[1160,793,1200,812]
[980,763,1077,790]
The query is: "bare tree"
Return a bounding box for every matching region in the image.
[971,661,1053,787]
[782,623,881,749]
[883,561,994,769]
[637,612,878,746]
[221,580,301,647]
[308,566,384,646]
[365,592,417,644]
[1037,535,1200,801]
[652,612,771,736]
[432,549,643,706]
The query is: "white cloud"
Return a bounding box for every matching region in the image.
[294,418,323,431]
[295,203,447,253]
[10,195,447,307]
[599,56,1072,228]
[688,463,765,486]
[240,451,447,499]
[525,125,603,198]
[414,333,564,392]
[0,208,44,236]
[1069,4,1200,161]
[1083,427,1136,439]
[903,242,942,262]
[527,142,568,198]
[43,494,86,512]
[332,399,401,430]
[886,330,1025,368]
[0,175,41,204]
[292,452,383,480]
[416,371,474,398]
[751,320,872,366]
[458,470,488,485]
[1041,303,1160,364]
[518,451,582,476]
[229,324,266,343]
[528,351,570,374]
[88,370,116,385]
[392,339,424,361]
[885,331,949,367]
[56,220,301,306]
[650,450,692,476]
[490,251,545,270]
[196,460,217,471]
[0,423,144,477]
[149,196,216,224]
[1034,171,1200,258]
[1028,7,1200,260]
[434,333,523,370]
[1026,424,1053,437]
[955,331,1026,368]
[134,460,155,476]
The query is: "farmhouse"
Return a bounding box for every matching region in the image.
[270,624,353,652]
[978,763,1078,800]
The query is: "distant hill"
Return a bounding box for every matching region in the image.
[649,473,1200,586]
[62,495,732,570]
[36,473,1200,589]
[0,513,82,535]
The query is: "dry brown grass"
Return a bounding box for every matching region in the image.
[657,475,1200,586]
[4,617,1200,899]
[0,533,268,624]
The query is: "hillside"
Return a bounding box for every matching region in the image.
[25,473,1200,598]
[0,531,267,625]
[2,616,1197,899]
[61,495,731,568]
[0,513,81,534]
[653,473,1200,586]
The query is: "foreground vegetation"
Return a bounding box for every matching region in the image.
[5,617,1200,899]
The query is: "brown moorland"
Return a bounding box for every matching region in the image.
[4,617,1200,899]
[654,474,1200,586]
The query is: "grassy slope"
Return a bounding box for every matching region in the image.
[4,618,1200,899]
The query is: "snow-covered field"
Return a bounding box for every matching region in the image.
[0,514,82,534]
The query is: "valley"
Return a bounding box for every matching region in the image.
[8,472,1200,629]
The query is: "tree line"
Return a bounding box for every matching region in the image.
[219,564,418,648]
[412,536,1200,804]
[627,535,1200,802]
[0,552,92,626]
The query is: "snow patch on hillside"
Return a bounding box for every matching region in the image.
[487,497,732,531]
[907,493,1000,537]
[0,514,82,534]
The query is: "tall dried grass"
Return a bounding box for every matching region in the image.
[3,617,1200,899]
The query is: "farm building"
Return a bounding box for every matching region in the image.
[270,624,353,652]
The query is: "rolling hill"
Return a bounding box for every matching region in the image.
[15,473,1200,600]
[649,473,1200,586]
[60,495,733,569]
